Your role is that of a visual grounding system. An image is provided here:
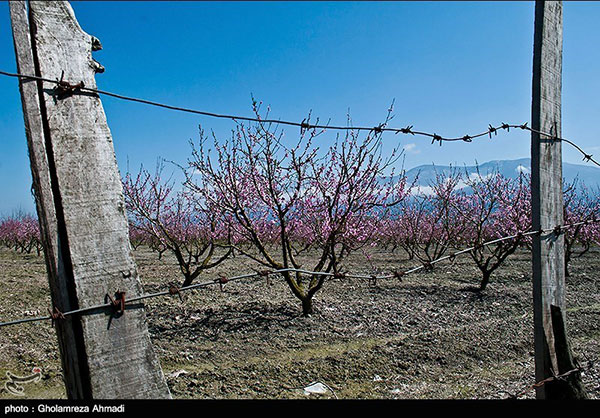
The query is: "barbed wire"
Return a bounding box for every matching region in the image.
[1,218,599,329]
[1,69,599,168]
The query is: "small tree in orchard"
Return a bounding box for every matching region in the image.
[0,213,42,255]
[562,179,600,277]
[185,105,407,316]
[458,170,531,291]
[380,215,417,258]
[123,163,232,287]
[128,226,149,250]
[392,169,467,266]
[377,173,416,258]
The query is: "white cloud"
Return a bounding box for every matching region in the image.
[403,143,420,154]
[410,185,435,196]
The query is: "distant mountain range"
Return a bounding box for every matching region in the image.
[402,158,600,190]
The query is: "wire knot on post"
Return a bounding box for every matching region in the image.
[48,307,65,326]
[53,71,85,100]
[333,271,346,280]
[105,291,126,316]
[553,225,563,236]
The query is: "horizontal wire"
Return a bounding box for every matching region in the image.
[0,69,598,167]
[1,218,598,329]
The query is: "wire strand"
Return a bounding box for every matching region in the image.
[1,69,598,167]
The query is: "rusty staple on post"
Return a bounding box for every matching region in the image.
[48,307,65,326]
[53,71,84,99]
[106,291,126,315]
[114,291,126,315]
[392,270,404,282]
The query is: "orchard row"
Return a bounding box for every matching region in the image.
[122,120,600,315]
[2,120,599,315]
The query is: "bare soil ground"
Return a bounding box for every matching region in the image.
[0,245,598,399]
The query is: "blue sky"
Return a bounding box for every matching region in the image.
[1,1,599,215]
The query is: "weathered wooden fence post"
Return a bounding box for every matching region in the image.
[9,0,171,399]
[530,0,586,399]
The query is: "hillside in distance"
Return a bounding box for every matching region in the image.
[402,158,600,189]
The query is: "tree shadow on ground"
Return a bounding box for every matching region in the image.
[157,302,304,341]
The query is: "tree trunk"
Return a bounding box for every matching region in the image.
[479,270,492,291]
[182,275,193,287]
[301,297,313,317]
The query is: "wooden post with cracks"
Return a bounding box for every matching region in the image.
[530,0,586,399]
[9,1,171,399]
